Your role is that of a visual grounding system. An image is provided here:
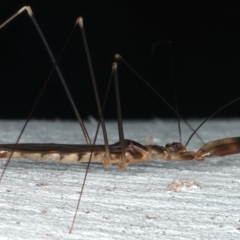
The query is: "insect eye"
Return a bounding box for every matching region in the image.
[165,142,185,153]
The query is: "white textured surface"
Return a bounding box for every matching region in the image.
[0,119,240,240]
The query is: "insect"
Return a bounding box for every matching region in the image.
[1,5,240,239]
[1,134,240,166]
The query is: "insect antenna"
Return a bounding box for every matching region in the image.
[185,95,240,147]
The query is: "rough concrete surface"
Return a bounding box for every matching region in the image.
[0,119,240,240]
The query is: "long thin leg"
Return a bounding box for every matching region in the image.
[113,62,127,169]
[0,6,91,145]
[76,17,110,161]
[0,6,92,184]
[115,54,204,145]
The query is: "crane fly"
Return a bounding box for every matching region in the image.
[1,5,240,238]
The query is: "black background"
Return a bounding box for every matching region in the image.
[0,1,240,120]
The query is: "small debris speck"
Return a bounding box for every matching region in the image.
[166,179,200,192]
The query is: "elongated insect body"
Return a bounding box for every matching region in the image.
[1,137,240,167]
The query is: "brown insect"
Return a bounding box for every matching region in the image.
[0,6,240,238]
[1,137,240,167]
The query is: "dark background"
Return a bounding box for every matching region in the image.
[0,1,240,120]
